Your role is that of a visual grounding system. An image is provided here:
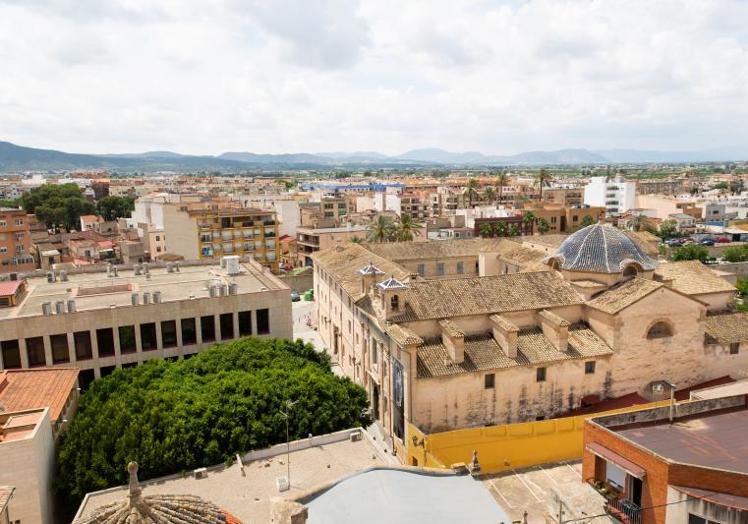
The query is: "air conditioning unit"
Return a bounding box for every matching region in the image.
[276,476,289,492]
[193,467,208,479]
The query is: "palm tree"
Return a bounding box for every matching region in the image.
[483,186,495,204]
[464,177,480,207]
[397,214,422,241]
[495,172,509,207]
[535,169,553,200]
[629,214,650,232]
[479,223,494,238]
[537,218,550,234]
[367,215,395,243]
[522,211,536,235]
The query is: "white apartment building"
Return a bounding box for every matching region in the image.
[584,176,636,215]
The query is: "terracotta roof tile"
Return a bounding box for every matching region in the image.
[387,324,423,346]
[416,324,612,378]
[655,261,736,296]
[587,278,663,314]
[705,312,748,344]
[392,271,583,322]
[0,368,78,422]
[363,238,510,260]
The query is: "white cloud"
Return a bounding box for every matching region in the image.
[0,0,747,155]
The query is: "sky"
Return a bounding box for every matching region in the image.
[1,0,747,156]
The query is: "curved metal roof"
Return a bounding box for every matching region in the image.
[549,223,656,273]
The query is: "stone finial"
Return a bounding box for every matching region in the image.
[127,461,142,506]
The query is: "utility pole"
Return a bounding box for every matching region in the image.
[280,399,298,488]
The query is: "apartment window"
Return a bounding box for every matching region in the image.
[97,328,115,357]
[161,320,178,348]
[74,331,93,360]
[201,316,216,342]
[119,326,137,354]
[436,262,445,276]
[256,308,270,335]
[572,215,578,222]
[730,342,740,355]
[417,264,425,277]
[0,220,5,227]
[585,361,596,374]
[688,515,720,524]
[0,247,6,254]
[238,311,252,336]
[100,365,116,378]
[14,218,23,225]
[372,343,378,365]
[26,337,46,367]
[156,235,160,241]
[220,313,234,340]
[140,323,157,350]
[484,373,495,389]
[536,367,546,382]
[181,318,197,345]
[51,334,70,364]
[456,261,464,274]
[1,340,21,368]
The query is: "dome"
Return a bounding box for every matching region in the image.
[76,462,242,524]
[548,223,656,274]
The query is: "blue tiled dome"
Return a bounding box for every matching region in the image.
[548,224,656,273]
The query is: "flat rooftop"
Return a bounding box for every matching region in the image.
[615,408,748,474]
[0,261,286,320]
[297,225,369,234]
[77,435,383,523]
[0,368,78,422]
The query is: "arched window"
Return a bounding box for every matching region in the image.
[390,295,399,311]
[647,321,672,339]
[622,264,640,277]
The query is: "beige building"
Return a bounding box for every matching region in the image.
[296,225,369,267]
[0,259,292,390]
[162,204,280,271]
[312,224,745,458]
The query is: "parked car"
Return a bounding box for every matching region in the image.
[665,238,683,246]
[700,239,715,246]
[290,290,301,302]
[716,237,732,243]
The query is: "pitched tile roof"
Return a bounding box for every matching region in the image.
[586,278,664,314]
[0,486,13,513]
[312,244,410,301]
[363,238,510,260]
[0,368,79,422]
[416,324,613,378]
[392,271,583,322]
[387,324,424,346]
[705,312,748,344]
[493,241,549,271]
[0,280,23,297]
[654,261,736,296]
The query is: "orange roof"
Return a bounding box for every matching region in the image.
[0,280,23,297]
[0,368,79,422]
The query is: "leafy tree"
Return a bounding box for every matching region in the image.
[20,183,95,232]
[0,198,19,208]
[580,215,596,228]
[56,338,370,509]
[658,219,679,240]
[464,177,480,207]
[367,215,396,243]
[494,222,508,237]
[712,181,729,192]
[479,223,494,238]
[509,224,520,237]
[350,235,363,244]
[672,244,709,262]
[396,214,422,241]
[537,218,550,234]
[96,196,135,221]
[735,277,748,297]
[535,169,553,200]
[722,245,748,263]
[629,214,650,232]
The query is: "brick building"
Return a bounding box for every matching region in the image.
[0,208,34,273]
[583,395,748,524]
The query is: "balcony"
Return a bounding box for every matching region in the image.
[605,499,641,524]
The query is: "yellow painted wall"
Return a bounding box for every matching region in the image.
[406,400,670,474]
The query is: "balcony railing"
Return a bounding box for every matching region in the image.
[606,499,641,524]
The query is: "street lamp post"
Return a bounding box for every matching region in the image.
[280,399,298,488]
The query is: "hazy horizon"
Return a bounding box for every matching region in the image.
[2,0,747,156]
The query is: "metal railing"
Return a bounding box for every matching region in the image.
[606,498,641,524]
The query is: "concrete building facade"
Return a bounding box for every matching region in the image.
[584,176,636,215]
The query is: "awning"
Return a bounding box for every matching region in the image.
[586,442,646,479]
[672,485,748,511]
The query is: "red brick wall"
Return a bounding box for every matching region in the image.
[669,464,748,498]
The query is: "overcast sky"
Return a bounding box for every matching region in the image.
[1,0,747,156]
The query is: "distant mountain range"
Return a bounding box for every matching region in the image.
[0,140,745,172]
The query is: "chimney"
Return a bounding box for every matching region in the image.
[142,292,151,305]
[131,293,139,306]
[537,309,570,352]
[153,291,162,304]
[439,319,465,364]
[490,314,518,358]
[67,299,77,313]
[55,300,66,315]
[41,302,52,316]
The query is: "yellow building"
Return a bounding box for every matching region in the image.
[163,205,280,271]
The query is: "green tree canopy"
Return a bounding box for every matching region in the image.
[96,196,135,221]
[580,215,596,228]
[722,245,748,263]
[56,338,370,508]
[658,219,679,240]
[672,244,709,262]
[20,183,95,231]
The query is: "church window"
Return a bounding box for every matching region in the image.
[647,322,672,339]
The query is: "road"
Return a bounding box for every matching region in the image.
[292,300,325,351]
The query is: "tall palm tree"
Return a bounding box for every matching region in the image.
[495,172,509,206]
[522,211,536,235]
[535,169,553,200]
[367,215,395,243]
[464,177,480,207]
[537,218,550,234]
[397,214,422,241]
[483,186,495,204]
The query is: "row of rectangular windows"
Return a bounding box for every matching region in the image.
[483,361,596,389]
[0,309,270,369]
